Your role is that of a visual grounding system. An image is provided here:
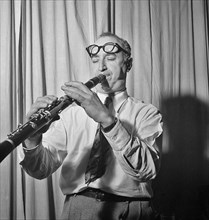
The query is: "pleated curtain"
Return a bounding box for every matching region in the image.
[0,0,208,219]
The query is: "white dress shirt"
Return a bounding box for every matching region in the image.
[20,90,163,198]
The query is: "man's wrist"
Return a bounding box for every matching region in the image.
[101,117,118,133]
[23,134,42,149]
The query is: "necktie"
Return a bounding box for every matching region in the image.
[85,96,112,185]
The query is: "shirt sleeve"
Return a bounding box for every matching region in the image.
[103,105,163,182]
[19,117,68,179]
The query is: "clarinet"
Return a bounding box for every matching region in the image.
[0,74,106,163]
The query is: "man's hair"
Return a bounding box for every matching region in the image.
[98,32,131,57]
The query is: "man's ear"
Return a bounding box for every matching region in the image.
[125,57,133,72]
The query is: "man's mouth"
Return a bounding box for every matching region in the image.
[103,73,111,80]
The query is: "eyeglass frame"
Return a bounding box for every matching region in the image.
[86,42,131,58]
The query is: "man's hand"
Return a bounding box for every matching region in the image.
[26,95,58,121]
[61,81,115,128]
[24,95,58,148]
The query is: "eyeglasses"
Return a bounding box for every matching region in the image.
[86,42,130,57]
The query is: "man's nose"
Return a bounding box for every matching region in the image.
[98,58,107,72]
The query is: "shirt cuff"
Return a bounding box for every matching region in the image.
[103,119,130,151]
[22,142,41,154]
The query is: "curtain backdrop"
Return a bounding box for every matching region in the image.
[0,0,209,219]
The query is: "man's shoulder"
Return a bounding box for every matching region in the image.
[128,96,158,109]
[126,96,161,118]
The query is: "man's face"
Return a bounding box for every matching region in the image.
[89,36,128,94]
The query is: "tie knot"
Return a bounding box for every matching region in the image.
[104,96,112,108]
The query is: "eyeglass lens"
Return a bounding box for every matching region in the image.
[89,43,119,56]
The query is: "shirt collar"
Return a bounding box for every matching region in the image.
[97,90,129,113]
